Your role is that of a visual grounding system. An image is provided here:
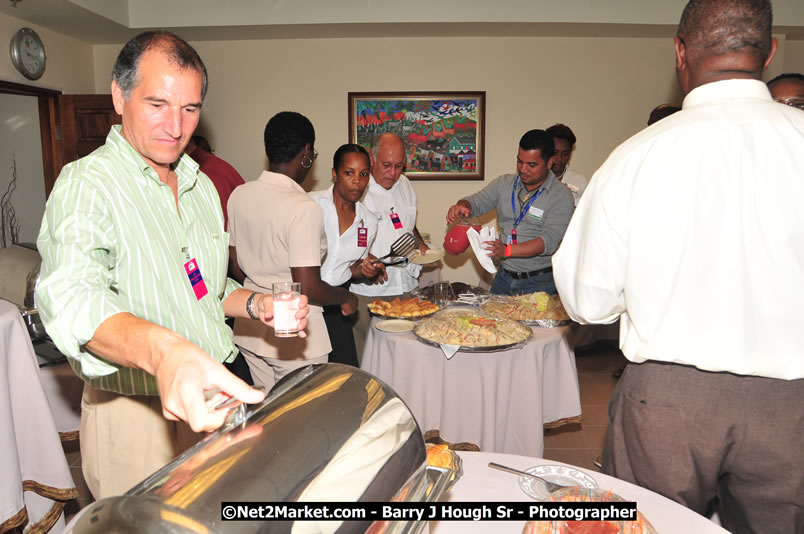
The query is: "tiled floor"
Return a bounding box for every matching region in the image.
[543,343,626,471]
[61,342,628,521]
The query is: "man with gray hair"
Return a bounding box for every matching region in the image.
[36,31,307,498]
[350,132,428,361]
[553,1,803,531]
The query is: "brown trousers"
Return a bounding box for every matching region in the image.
[603,360,803,534]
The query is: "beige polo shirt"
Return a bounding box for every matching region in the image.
[228,170,330,360]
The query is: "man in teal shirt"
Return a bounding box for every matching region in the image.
[36,31,307,498]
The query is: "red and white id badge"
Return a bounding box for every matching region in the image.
[511,229,518,244]
[357,226,368,247]
[184,258,208,300]
[390,211,403,230]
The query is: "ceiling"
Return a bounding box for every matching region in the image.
[0,0,802,44]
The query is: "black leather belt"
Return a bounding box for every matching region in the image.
[503,266,553,279]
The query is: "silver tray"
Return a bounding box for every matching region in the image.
[520,318,571,328]
[413,328,532,353]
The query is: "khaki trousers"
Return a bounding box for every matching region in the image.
[239,345,328,390]
[80,384,202,499]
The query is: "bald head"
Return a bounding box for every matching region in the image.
[675,0,776,94]
[370,133,407,190]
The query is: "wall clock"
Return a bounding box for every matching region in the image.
[9,27,46,80]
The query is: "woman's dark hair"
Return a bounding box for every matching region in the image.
[333,143,370,171]
[112,31,208,100]
[263,111,315,164]
[545,123,577,148]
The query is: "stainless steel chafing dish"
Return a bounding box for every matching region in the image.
[0,243,48,341]
[69,363,462,533]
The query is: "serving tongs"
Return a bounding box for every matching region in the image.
[375,232,417,266]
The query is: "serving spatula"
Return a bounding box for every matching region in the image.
[375,232,417,266]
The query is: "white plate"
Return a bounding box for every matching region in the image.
[518,464,599,501]
[410,249,444,265]
[375,319,415,333]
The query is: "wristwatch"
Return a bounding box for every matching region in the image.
[246,292,259,320]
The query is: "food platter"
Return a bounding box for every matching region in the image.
[523,485,659,534]
[413,333,530,353]
[368,297,440,319]
[413,309,532,352]
[481,292,571,327]
[425,444,463,495]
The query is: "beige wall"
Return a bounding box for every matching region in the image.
[783,40,804,71]
[0,11,95,93]
[94,35,684,284]
[92,33,801,284]
[0,94,45,245]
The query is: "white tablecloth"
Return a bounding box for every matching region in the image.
[431,451,729,534]
[37,357,83,439]
[361,321,581,457]
[0,299,77,533]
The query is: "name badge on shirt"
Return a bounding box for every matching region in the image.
[357,226,368,247]
[528,206,544,220]
[390,211,403,230]
[184,258,208,300]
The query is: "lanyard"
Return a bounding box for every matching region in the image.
[510,175,544,231]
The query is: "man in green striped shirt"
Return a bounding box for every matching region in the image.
[36,32,308,499]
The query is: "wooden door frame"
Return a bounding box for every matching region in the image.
[0,80,62,197]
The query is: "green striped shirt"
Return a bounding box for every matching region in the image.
[36,125,240,395]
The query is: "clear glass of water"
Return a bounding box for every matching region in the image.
[272,282,301,337]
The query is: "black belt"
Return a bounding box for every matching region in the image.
[503,266,553,279]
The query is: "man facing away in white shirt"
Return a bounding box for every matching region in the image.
[545,123,588,206]
[552,1,803,532]
[350,133,429,362]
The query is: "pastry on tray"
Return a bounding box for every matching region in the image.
[368,297,439,318]
[426,444,454,469]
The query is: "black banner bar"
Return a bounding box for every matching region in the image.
[220,501,638,522]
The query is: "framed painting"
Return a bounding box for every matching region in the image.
[348,91,485,181]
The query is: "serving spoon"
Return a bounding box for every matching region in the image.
[488,462,569,493]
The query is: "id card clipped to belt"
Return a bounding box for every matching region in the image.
[183,247,208,300]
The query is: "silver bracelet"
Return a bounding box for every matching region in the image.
[246,291,259,320]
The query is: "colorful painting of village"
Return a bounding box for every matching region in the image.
[352,96,483,179]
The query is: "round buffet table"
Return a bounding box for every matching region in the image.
[0,299,78,533]
[431,451,729,534]
[361,319,582,457]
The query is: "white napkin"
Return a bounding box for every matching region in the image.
[467,225,498,274]
[439,344,460,359]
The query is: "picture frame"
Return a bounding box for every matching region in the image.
[348,91,485,181]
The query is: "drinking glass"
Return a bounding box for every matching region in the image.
[272,282,301,337]
[434,281,454,309]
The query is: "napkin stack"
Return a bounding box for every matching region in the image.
[466,225,498,274]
